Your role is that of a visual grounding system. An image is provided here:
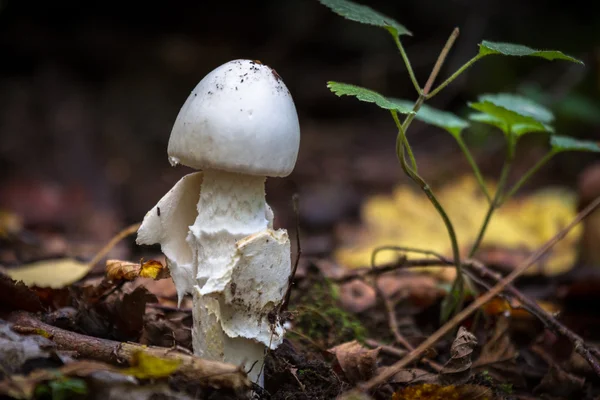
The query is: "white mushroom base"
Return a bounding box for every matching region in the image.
[192,228,290,385]
[136,171,290,386]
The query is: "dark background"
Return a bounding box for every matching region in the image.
[0,0,598,253]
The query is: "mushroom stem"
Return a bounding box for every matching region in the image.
[193,169,267,233]
[188,168,271,385]
[189,169,268,294]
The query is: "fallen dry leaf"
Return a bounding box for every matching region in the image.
[3,223,142,289]
[141,310,191,349]
[112,286,158,341]
[4,258,91,289]
[439,326,477,385]
[336,175,581,278]
[135,277,177,302]
[29,286,72,311]
[0,273,44,313]
[329,340,380,383]
[383,367,438,385]
[482,297,560,320]
[71,281,157,341]
[106,259,170,281]
[392,383,496,400]
[533,363,585,398]
[472,317,525,388]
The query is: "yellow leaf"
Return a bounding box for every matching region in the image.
[105,259,169,281]
[392,383,495,400]
[140,260,168,279]
[122,351,182,379]
[4,258,91,288]
[336,175,582,278]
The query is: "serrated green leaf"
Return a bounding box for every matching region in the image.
[478,93,554,124]
[479,40,584,64]
[468,101,546,134]
[469,112,554,136]
[392,98,469,137]
[327,82,413,114]
[318,0,411,37]
[551,135,600,153]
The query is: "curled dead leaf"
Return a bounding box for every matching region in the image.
[106,259,169,282]
[472,317,525,388]
[329,340,380,383]
[439,326,477,385]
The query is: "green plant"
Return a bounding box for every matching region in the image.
[318,0,600,321]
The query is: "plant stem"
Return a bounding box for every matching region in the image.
[501,150,557,204]
[391,111,418,171]
[390,33,421,95]
[426,53,486,100]
[423,28,460,95]
[396,30,466,318]
[454,135,492,203]
[401,27,461,134]
[401,96,425,133]
[391,110,464,308]
[469,135,515,257]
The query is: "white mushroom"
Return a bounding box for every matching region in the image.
[136,59,300,386]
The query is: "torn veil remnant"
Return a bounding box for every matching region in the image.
[136,59,300,386]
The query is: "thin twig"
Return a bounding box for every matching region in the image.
[356,194,600,392]
[335,252,600,377]
[390,34,422,95]
[88,223,141,268]
[590,347,600,360]
[426,53,486,100]
[382,294,414,351]
[467,260,600,376]
[365,339,407,358]
[370,249,444,372]
[423,28,460,95]
[381,293,443,372]
[8,312,250,390]
[334,258,445,284]
[372,245,447,266]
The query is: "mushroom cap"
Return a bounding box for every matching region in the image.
[167,59,301,177]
